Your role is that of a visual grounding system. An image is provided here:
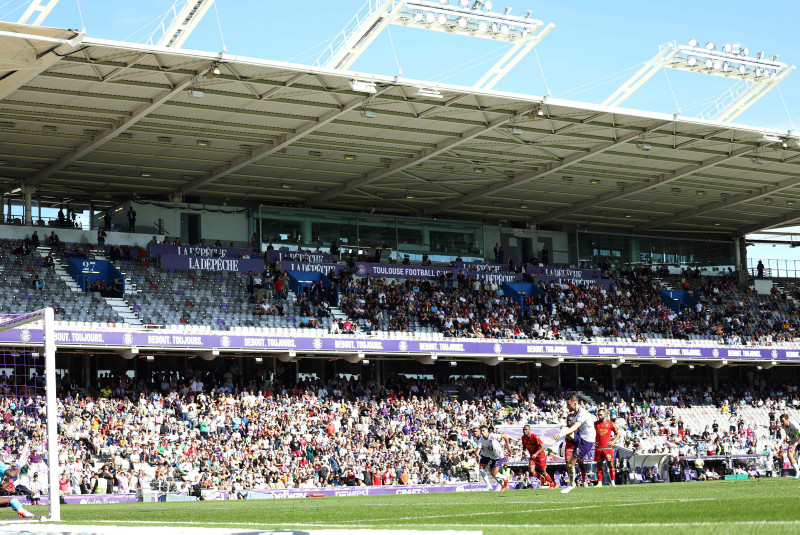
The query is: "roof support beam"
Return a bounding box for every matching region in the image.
[739,209,800,236]
[0,31,84,101]
[537,143,757,224]
[25,70,202,187]
[316,109,534,204]
[176,92,379,195]
[17,0,60,26]
[425,120,670,217]
[641,173,800,231]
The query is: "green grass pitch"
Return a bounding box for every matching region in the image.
[55,478,800,534]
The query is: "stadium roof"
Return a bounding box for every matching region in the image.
[2,21,800,238]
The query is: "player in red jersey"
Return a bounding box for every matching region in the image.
[521,425,555,489]
[593,407,619,486]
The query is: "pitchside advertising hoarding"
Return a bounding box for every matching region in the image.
[0,327,796,361]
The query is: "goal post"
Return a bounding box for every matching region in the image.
[0,307,59,522]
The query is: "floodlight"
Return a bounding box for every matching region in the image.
[742,47,749,56]
[440,0,449,4]
[426,12,435,23]
[504,6,512,15]
[687,56,697,66]
[413,12,423,22]
[363,109,376,119]
[705,41,715,50]
[196,139,210,147]
[704,59,713,69]
[457,16,468,27]
[688,38,699,47]
[344,154,356,161]
[437,14,448,24]
[738,65,746,74]
[450,360,457,367]
[491,23,499,33]
[459,0,468,6]
[349,79,377,93]
[721,62,729,72]
[760,134,782,143]
[212,64,221,75]
[713,60,722,70]
[757,51,764,59]
[255,357,263,363]
[723,43,732,53]
[500,25,509,35]
[524,10,532,17]
[483,1,493,9]
[414,87,444,99]
[478,21,488,32]
[772,54,780,61]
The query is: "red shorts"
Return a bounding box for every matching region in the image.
[594,447,614,463]
[529,455,546,472]
[564,440,575,459]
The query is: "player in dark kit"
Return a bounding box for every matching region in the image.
[521,425,555,489]
[593,407,619,486]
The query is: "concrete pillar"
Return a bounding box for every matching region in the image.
[24,187,32,225]
[83,354,91,389]
[89,202,94,231]
[302,219,312,246]
[712,367,719,388]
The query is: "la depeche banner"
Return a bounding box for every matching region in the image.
[159,254,264,274]
[150,243,254,259]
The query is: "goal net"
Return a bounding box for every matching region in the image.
[0,308,58,522]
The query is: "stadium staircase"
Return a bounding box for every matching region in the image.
[577,390,605,406]
[38,246,81,293]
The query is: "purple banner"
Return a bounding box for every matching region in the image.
[527,266,614,290]
[169,482,526,501]
[160,254,264,274]
[280,261,345,275]
[150,243,253,260]
[268,250,334,264]
[455,261,508,273]
[355,262,523,284]
[63,493,140,505]
[0,327,796,362]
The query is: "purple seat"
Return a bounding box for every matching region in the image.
[221,302,228,309]
[22,294,30,301]
[215,275,222,282]
[35,262,42,268]
[217,319,225,326]
[225,291,233,298]
[122,261,129,267]
[288,315,295,323]
[177,289,185,296]
[133,305,141,312]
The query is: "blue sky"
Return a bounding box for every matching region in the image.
[3,0,800,263]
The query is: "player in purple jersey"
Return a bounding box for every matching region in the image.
[475,424,510,491]
[554,393,596,494]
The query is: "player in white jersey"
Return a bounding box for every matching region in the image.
[554,394,596,494]
[780,414,800,479]
[475,425,511,491]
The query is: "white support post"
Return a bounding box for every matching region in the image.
[474,23,555,90]
[43,307,59,521]
[320,0,401,70]
[603,45,680,107]
[713,66,797,122]
[151,0,216,49]
[17,0,60,26]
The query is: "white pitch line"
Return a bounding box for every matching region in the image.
[334,497,716,524]
[79,519,800,529]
